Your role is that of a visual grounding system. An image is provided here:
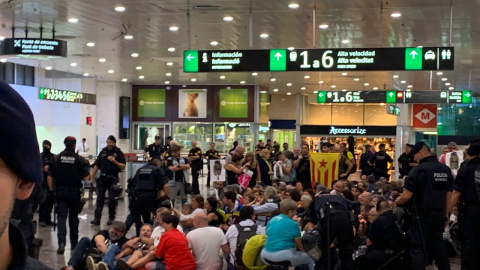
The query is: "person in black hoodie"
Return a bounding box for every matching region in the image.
[39,140,56,227]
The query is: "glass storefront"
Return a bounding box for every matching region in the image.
[272,130,296,148]
[133,123,171,151]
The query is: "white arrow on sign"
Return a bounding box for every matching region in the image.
[465,92,471,97]
[409,50,418,59]
[389,92,394,97]
[274,52,283,61]
[187,54,195,61]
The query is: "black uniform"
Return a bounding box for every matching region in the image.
[361,210,405,270]
[205,148,220,187]
[93,146,126,223]
[144,143,163,160]
[369,150,393,181]
[50,148,89,247]
[404,155,453,270]
[255,144,265,160]
[39,150,55,225]
[188,147,203,195]
[8,223,53,269]
[453,157,480,270]
[125,162,165,236]
[398,152,416,178]
[303,194,355,270]
[359,151,374,176]
[297,156,311,189]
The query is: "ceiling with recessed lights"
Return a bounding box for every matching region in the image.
[0,0,479,95]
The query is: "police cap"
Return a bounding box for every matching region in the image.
[0,80,42,184]
[409,141,428,156]
[154,135,161,140]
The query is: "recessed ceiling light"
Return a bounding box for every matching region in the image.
[301,87,306,90]
[354,78,359,81]
[219,75,226,79]
[45,66,52,70]
[223,16,233,22]
[341,72,348,76]
[0,58,6,63]
[191,78,197,82]
[131,52,139,57]
[114,6,126,12]
[252,72,258,76]
[273,89,279,92]
[260,33,269,38]
[313,91,318,93]
[400,80,406,84]
[99,58,106,63]
[169,26,179,31]
[319,24,329,29]
[168,47,176,52]
[287,47,295,51]
[342,89,347,92]
[407,85,413,88]
[68,18,78,23]
[108,69,114,73]
[287,92,292,95]
[304,75,310,79]
[86,42,95,47]
[445,82,451,86]
[70,63,77,67]
[270,78,276,82]
[165,81,170,84]
[437,72,443,75]
[417,45,424,48]
[341,39,350,44]
[393,75,399,78]
[0,36,5,41]
[167,62,173,66]
[406,89,411,92]
[240,81,246,84]
[373,87,378,90]
[166,73,172,76]
[259,91,268,94]
[364,83,370,86]
[121,78,128,82]
[138,75,144,79]
[287,83,292,86]
[124,35,133,40]
[391,12,402,18]
[288,3,299,9]
[441,78,448,81]
[331,85,336,88]
[448,87,454,90]
[83,72,89,76]
[210,41,219,46]
[136,66,142,70]
[318,81,324,84]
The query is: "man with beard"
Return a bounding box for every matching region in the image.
[0,79,52,269]
[39,140,55,227]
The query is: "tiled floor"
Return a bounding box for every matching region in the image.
[36,172,461,269]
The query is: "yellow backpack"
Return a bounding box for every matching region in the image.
[242,234,268,270]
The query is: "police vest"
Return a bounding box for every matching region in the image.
[135,164,157,191]
[54,150,83,188]
[419,162,451,210]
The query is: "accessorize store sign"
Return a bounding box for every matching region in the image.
[300,125,396,136]
[137,88,166,118]
[38,87,96,105]
[219,88,248,118]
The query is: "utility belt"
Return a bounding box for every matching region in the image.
[318,203,349,220]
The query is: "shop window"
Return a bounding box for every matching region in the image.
[173,122,213,153]
[133,123,170,151]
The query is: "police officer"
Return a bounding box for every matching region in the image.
[161,136,173,160]
[39,140,55,227]
[368,143,393,181]
[304,186,356,270]
[396,141,453,270]
[205,143,221,188]
[188,140,203,195]
[125,158,166,236]
[90,135,126,225]
[398,143,417,178]
[50,136,90,254]
[446,142,480,270]
[143,135,163,161]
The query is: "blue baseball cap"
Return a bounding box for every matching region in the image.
[0,80,43,184]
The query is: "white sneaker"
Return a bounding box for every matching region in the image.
[86,256,98,270]
[97,262,109,270]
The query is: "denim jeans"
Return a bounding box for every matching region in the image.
[261,248,315,270]
[67,237,92,268]
[104,244,132,270]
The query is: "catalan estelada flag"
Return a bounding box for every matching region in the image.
[310,153,339,188]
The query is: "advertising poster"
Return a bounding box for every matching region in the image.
[137,89,166,118]
[210,159,226,182]
[219,88,248,118]
[178,89,207,118]
[137,126,165,150]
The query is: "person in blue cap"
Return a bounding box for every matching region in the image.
[0,79,52,269]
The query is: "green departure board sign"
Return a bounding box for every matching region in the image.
[184,47,454,72]
[315,90,472,104]
[38,87,96,105]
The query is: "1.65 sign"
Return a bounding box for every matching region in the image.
[39,87,96,105]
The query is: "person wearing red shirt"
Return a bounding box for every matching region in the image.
[116,215,195,270]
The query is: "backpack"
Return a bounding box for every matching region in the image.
[234,224,258,269]
[243,234,268,270]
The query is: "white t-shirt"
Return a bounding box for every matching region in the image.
[187,226,227,270]
[151,225,184,247]
[225,219,265,265]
